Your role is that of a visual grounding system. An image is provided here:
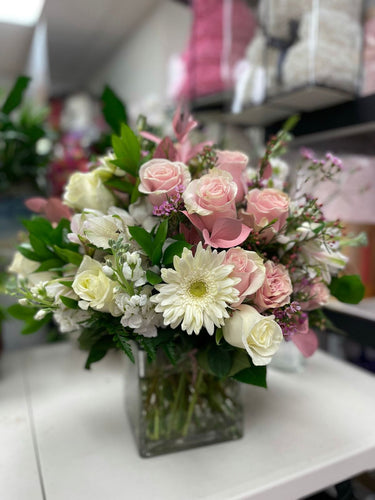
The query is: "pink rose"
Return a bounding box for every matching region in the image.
[297,280,330,311]
[241,188,289,241]
[254,261,292,310]
[216,150,248,203]
[182,169,237,231]
[224,248,265,306]
[139,159,191,206]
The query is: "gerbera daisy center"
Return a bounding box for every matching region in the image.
[189,280,207,298]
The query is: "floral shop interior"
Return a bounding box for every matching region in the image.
[1,0,375,499]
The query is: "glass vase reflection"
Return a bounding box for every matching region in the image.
[126,347,243,458]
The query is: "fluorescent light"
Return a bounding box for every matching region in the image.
[0,0,45,26]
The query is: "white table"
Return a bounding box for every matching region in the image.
[1,343,375,500]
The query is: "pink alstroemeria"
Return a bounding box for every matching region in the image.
[183,212,251,249]
[25,197,72,223]
[140,106,212,163]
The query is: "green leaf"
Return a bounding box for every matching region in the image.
[8,304,36,320]
[146,270,162,285]
[162,240,191,267]
[111,125,140,177]
[151,219,168,265]
[207,346,232,378]
[84,337,114,369]
[114,332,134,363]
[22,217,53,242]
[53,246,83,267]
[162,343,177,365]
[329,275,365,304]
[130,178,141,204]
[215,328,223,345]
[21,313,52,335]
[232,365,267,388]
[228,349,251,376]
[60,296,79,309]
[17,244,42,262]
[128,226,153,258]
[105,177,134,193]
[58,279,73,288]
[139,337,157,361]
[35,258,64,272]
[2,76,30,115]
[101,85,127,135]
[282,114,300,133]
[29,234,54,259]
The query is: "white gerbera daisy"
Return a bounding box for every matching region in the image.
[151,243,240,335]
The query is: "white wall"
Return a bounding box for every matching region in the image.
[90,1,191,107]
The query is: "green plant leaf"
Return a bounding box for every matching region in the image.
[113,332,134,363]
[35,258,64,272]
[22,217,53,242]
[101,85,127,135]
[21,313,52,335]
[53,246,83,267]
[8,303,36,320]
[111,124,140,176]
[232,365,267,388]
[162,240,191,267]
[17,244,42,262]
[84,336,114,369]
[207,346,232,378]
[2,76,31,115]
[128,226,153,258]
[146,270,162,285]
[60,296,79,309]
[151,220,168,265]
[228,349,251,376]
[329,275,365,304]
[105,178,134,193]
[29,234,54,259]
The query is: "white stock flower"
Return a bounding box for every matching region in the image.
[116,286,162,338]
[269,157,289,189]
[128,198,158,232]
[121,251,146,286]
[151,243,240,335]
[63,170,116,212]
[223,305,283,366]
[72,256,120,315]
[53,308,91,333]
[45,279,79,305]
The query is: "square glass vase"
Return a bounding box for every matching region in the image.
[126,347,243,458]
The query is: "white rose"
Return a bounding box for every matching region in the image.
[72,256,120,315]
[223,304,283,366]
[63,171,116,212]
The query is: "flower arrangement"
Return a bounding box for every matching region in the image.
[7,107,364,455]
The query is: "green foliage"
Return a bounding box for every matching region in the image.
[162,240,191,267]
[146,270,162,285]
[101,85,127,135]
[232,365,267,388]
[207,346,232,378]
[60,296,79,309]
[0,76,52,191]
[18,216,82,270]
[1,76,30,115]
[84,336,114,369]
[7,304,52,335]
[329,275,365,304]
[111,123,141,177]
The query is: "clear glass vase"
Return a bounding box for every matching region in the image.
[126,347,243,457]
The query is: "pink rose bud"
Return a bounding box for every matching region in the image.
[182,169,237,232]
[254,260,292,311]
[215,150,249,203]
[139,159,191,206]
[241,188,289,242]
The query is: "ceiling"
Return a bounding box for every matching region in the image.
[0,0,165,95]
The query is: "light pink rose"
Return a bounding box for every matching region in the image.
[297,280,330,311]
[182,169,237,231]
[224,248,265,306]
[139,159,191,206]
[241,188,289,241]
[216,150,248,203]
[254,261,292,310]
